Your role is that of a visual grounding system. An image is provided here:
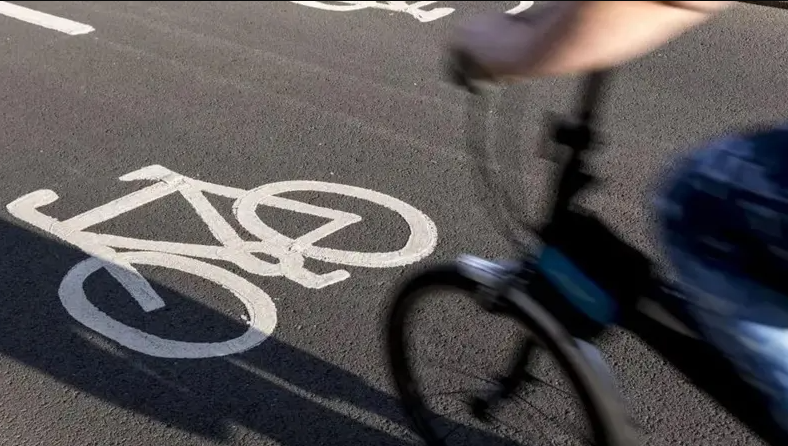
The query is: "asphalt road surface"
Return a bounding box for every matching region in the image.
[3,2,788,446]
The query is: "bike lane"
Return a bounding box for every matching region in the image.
[1,2,788,446]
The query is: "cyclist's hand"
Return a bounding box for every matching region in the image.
[447,2,733,84]
[448,11,543,84]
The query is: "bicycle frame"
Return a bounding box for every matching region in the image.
[454,69,788,445]
[542,73,604,225]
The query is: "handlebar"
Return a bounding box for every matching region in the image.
[444,49,607,134]
[444,48,610,250]
[578,71,606,126]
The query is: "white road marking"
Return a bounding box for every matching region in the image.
[291,1,455,22]
[290,1,535,22]
[59,251,277,359]
[0,1,94,35]
[506,1,534,15]
[7,165,438,359]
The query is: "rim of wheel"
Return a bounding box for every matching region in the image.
[385,264,636,446]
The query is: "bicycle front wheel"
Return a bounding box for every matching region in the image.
[385,263,635,446]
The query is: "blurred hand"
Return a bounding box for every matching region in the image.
[447,2,732,83]
[449,12,535,83]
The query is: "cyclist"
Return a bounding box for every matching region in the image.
[449,0,788,435]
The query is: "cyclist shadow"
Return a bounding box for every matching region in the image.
[0,218,523,446]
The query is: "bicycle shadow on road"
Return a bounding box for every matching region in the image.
[0,217,523,446]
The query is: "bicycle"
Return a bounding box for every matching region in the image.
[384,54,788,445]
[7,164,437,359]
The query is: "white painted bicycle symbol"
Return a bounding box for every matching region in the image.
[290,1,534,23]
[6,165,438,359]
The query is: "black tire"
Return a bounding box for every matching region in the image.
[385,263,635,446]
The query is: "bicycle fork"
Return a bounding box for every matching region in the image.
[454,255,538,418]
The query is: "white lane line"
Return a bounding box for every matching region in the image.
[0,1,94,35]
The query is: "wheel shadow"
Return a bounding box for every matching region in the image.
[0,217,526,446]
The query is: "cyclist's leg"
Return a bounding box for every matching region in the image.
[654,129,788,433]
[665,252,788,432]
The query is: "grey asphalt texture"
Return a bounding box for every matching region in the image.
[2,2,788,446]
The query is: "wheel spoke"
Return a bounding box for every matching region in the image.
[521,373,574,398]
[386,270,608,446]
[514,395,596,445]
